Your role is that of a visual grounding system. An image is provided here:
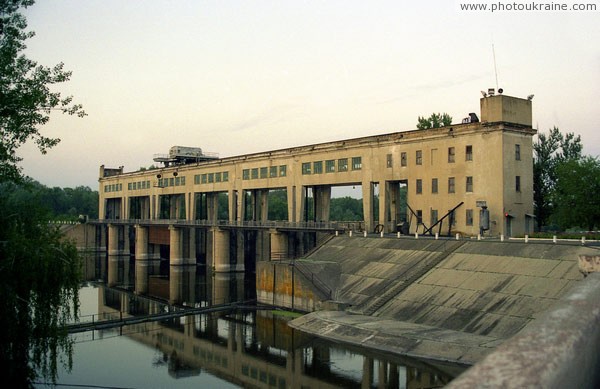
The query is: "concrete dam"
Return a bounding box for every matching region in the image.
[257,235,597,365]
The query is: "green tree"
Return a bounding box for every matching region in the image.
[416,113,452,130]
[533,127,582,229]
[552,156,600,231]
[0,1,84,386]
[0,0,86,183]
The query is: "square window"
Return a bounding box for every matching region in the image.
[448,147,455,163]
[338,158,348,172]
[448,177,455,193]
[466,209,474,226]
[279,165,287,177]
[351,157,362,170]
[242,170,249,180]
[260,167,268,178]
[401,152,407,167]
[416,150,422,165]
[325,160,335,173]
[222,172,229,182]
[313,161,323,174]
[466,145,473,161]
[207,173,214,183]
[270,166,278,178]
[251,168,258,179]
[215,172,221,182]
[302,162,311,175]
[466,176,473,192]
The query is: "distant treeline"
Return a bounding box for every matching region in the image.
[0,179,99,221]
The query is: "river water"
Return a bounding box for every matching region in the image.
[35,254,463,388]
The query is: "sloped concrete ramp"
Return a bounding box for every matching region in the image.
[289,236,597,364]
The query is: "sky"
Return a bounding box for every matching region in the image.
[18,0,600,189]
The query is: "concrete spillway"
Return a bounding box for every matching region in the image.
[271,236,597,364]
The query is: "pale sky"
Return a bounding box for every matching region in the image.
[19,0,600,189]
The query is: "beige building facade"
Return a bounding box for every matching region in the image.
[99,93,535,238]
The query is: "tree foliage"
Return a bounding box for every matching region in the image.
[533,127,582,229]
[0,0,86,183]
[552,156,600,231]
[0,1,84,386]
[416,113,452,130]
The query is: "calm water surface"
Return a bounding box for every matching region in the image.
[35,254,463,388]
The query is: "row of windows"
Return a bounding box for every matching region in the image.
[302,157,362,175]
[194,171,229,184]
[415,176,473,194]
[242,165,287,180]
[415,175,522,194]
[128,180,151,191]
[104,183,122,192]
[415,209,476,226]
[158,176,186,187]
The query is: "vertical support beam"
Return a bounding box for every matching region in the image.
[237,190,246,222]
[362,182,374,233]
[229,189,237,222]
[188,227,196,264]
[270,229,288,260]
[212,227,231,272]
[287,185,296,223]
[259,190,269,222]
[134,260,149,294]
[186,192,193,221]
[169,225,184,265]
[151,195,156,220]
[295,186,306,223]
[314,185,331,222]
[134,225,149,260]
[107,223,119,256]
[362,356,374,389]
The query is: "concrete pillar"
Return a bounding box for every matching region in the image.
[314,186,331,222]
[150,195,156,220]
[107,224,120,256]
[134,225,148,259]
[259,190,269,222]
[212,227,231,272]
[362,356,374,389]
[287,185,296,223]
[169,225,184,265]
[270,229,288,260]
[362,182,374,233]
[186,192,193,221]
[229,189,237,222]
[134,260,149,294]
[237,190,246,222]
[107,257,119,287]
[188,227,196,264]
[295,186,306,223]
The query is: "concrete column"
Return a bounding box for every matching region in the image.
[134,260,149,294]
[362,356,374,389]
[362,183,374,233]
[186,192,193,221]
[212,227,231,272]
[270,229,288,260]
[108,224,120,256]
[295,186,306,223]
[188,227,196,264]
[169,265,184,304]
[314,185,331,222]
[228,189,237,222]
[287,185,296,223]
[150,195,156,220]
[237,190,246,222]
[107,257,119,287]
[259,190,269,222]
[169,225,184,265]
[134,225,148,259]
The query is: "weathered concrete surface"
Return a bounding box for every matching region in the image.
[446,272,600,389]
[288,310,499,365]
[289,236,598,364]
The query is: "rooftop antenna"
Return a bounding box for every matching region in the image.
[492,43,499,91]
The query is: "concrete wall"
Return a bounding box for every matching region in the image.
[446,272,600,389]
[256,261,320,312]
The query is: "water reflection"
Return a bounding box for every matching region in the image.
[67,254,463,388]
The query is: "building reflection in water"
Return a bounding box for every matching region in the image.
[84,254,462,388]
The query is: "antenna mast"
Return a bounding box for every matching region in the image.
[492,43,499,90]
